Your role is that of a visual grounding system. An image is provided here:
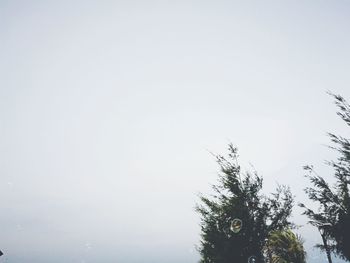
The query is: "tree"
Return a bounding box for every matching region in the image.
[196,145,294,263]
[299,167,336,263]
[300,93,350,262]
[264,229,306,263]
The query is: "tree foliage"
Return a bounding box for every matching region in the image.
[264,229,306,263]
[196,145,294,263]
[300,93,350,261]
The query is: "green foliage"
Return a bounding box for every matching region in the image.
[265,229,306,263]
[196,145,294,263]
[300,93,350,261]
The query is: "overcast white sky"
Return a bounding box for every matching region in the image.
[1,1,350,262]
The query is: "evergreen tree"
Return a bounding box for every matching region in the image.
[196,145,294,263]
[300,93,350,262]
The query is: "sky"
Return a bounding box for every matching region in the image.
[1,1,350,262]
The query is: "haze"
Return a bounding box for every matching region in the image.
[1,1,350,262]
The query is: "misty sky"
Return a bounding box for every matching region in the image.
[1,1,350,262]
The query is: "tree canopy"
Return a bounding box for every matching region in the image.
[265,229,306,263]
[196,145,295,263]
[300,93,350,262]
